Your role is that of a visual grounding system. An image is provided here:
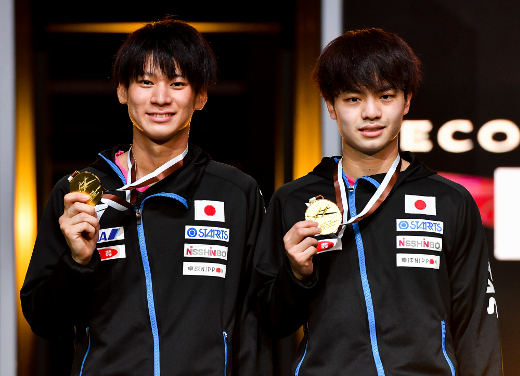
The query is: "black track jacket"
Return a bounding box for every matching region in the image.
[21,144,270,376]
[252,152,502,375]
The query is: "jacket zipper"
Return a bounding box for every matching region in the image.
[79,327,91,376]
[135,198,161,376]
[345,174,386,376]
[135,193,189,376]
[135,208,142,225]
[295,323,309,376]
[223,331,228,376]
[99,152,159,374]
[135,192,145,225]
[441,321,456,376]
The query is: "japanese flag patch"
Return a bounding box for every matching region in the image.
[194,200,225,222]
[405,195,436,216]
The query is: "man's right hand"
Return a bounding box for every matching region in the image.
[59,192,100,265]
[283,221,322,281]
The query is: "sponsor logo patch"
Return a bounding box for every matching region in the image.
[97,226,124,243]
[405,195,436,216]
[185,226,230,242]
[184,244,228,260]
[396,253,440,269]
[183,262,226,278]
[316,238,342,254]
[97,245,126,261]
[194,200,225,222]
[396,219,443,234]
[396,235,443,251]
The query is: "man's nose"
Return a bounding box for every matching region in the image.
[151,85,172,105]
[361,97,382,120]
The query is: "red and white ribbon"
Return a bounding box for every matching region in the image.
[334,154,402,237]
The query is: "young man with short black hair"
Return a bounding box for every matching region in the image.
[22,18,267,376]
[252,28,502,375]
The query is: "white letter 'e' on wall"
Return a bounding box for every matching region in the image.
[400,120,433,152]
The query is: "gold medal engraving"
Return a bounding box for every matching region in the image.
[70,171,103,206]
[305,198,342,235]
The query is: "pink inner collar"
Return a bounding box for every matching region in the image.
[114,150,149,192]
[345,174,355,187]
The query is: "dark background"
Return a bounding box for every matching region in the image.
[22,0,520,375]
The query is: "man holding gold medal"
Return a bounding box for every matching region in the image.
[21,18,268,376]
[252,28,502,375]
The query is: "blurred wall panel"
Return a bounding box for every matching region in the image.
[320,0,343,157]
[292,0,322,179]
[15,0,39,375]
[0,0,17,375]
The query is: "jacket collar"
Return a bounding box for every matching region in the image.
[309,151,436,188]
[90,143,211,206]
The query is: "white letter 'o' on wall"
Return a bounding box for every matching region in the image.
[477,119,520,153]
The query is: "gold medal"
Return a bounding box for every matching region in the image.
[305,197,342,235]
[69,171,103,206]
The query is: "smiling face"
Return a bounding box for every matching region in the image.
[117,59,206,147]
[326,86,411,159]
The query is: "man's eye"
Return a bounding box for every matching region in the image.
[381,94,394,100]
[140,80,153,85]
[171,82,185,87]
[346,97,359,103]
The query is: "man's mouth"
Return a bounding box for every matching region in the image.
[149,113,174,118]
[359,124,384,130]
[359,125,385,137]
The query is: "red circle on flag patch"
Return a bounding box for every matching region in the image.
[204,205,216,216]
[415,200,427,210]
[216,268,221,273]
[430,259,434,264]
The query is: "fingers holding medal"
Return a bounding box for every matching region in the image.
[283,220,321,281]
[284,195,342,281]
[60,171,103,265]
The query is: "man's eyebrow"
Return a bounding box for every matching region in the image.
[342,89,362,95]
[140,71,157,77]
[377,85,396,93]
[140,71,185,79]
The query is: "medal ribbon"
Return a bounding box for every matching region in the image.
[101,145,188,208]
[334,154,402,236]
[120,145,188,190]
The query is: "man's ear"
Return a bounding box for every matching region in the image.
[194,91,208,110]
[117,84,128,104]
[325,100,337,120]
[403,93,412,115]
